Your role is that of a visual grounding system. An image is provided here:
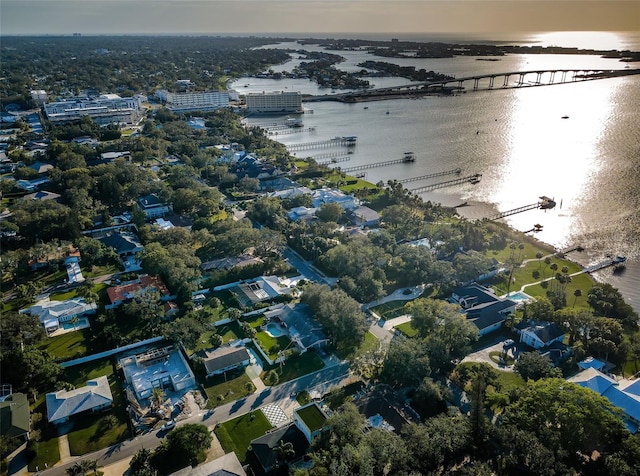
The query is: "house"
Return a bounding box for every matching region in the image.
[311,187,359,210]
[515,320,565,350]
[287,206,317,222]
[119,345,197,401]
[28,161,54,174]
[200,255,263,272]
[15,177,50,192]
[231,155,282,180]
[248,423,309,474]
[263,303,329,353]
[347,205,381,228]
[20,297,97,334]
[568,368,640,433]
[169,452,247,476]
[136,193,173,219]
[98,231,143,258]
[231,276,297,308]
[23,190,61,201]
[450,283,516,336]
[100,151,131,162]
[0,393,31,440]
[198,346,252,377]
[46,376,113,425]
[355,386,419,434]
[106,274,173,309]
[293,402,328,443]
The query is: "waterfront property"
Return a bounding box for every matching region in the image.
[450,283,516,336]
[514,320,565,350]
[46,376,113,425]
[244,91,303,114]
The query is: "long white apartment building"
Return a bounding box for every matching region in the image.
[44,94,144,125]
[155,90,229,112]
[245,91,303,114]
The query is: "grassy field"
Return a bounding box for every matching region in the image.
[261,350,324,383]
[38,329,91,361]
[395,321,419,338]
[63,358,130,455]
[370,300,410,320]
[215,411,272,462]
[26,438,60,472]
[336,331,381,361]
[203,370,255,408]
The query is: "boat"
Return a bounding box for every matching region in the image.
[386,111,390,115]
[561,115,570,119]
[403,152,415,162]
[363,106,369,110]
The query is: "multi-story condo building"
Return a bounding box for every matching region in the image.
[44,94,143,125]
[30,90,48,105]
[155,90,229,112]
[244,91,303,114]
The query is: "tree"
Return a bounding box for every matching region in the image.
[573,288,582,308]
[502,378,627,466]
[382,338,431,387]
[129,448,157,476]
[315,202,344,223]
[162,317,204,350]
[514,352,562,381]
[264,369,280,386]
[150,387,166,411]
[164,423,212,467]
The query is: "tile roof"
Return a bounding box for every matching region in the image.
[201,347,251,375]
[106,275,170,304]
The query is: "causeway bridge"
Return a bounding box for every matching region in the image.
[303,68,640,102]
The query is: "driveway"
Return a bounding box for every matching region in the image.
[461,340,517,372]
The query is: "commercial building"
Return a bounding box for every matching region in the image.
[244,91,303,114]
[155,90,229,112]
[44,94,143,125]
[30,89,48,105]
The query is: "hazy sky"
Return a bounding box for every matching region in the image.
[1,0,639,36]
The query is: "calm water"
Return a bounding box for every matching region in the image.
[232,32,640,312]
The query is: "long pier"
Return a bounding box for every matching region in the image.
[287,136,356,152]
[317,156,351,166]
[487,196,556,221]
[398,168,462,184]
[269,127,316,136]
[410,174,482,193]
[583,255,626,273]
[340,156,415,173]
[309,151,353,161]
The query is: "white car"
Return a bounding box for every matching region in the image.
[160,419,176,431]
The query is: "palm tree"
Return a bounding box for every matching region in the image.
[536,252,543,269]
[274,440,296,467]
[150,387,166,410]
[543,256,552,277]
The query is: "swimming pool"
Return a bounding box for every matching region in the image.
[265,322,287,338]
[61,317,89,330]
[506,291,532,302]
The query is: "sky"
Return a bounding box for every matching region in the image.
[1,0,639,36]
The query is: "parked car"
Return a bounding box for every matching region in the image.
[160,419,176,431]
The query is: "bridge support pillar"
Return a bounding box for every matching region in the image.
[488,76,495,89]
[549,71,556,84]
[518,73,525,86]
[503,74,510,87]
[561,71,567,82]
[473,78,479,91]
[536,72,542,84]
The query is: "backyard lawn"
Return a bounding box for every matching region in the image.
[203,370,255,408]
[336,331,380,361]
[38,329,91,361]
[370,300,410,320]
[395,321,419,338]
[215,411,272,462]
[26,438,60,472]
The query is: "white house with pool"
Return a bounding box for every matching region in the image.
[262,303,329,353]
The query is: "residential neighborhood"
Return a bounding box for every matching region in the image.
[2,34,640,476]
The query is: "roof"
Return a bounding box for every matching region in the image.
[356,395,409,434]
[169,452,246,476]
[348,205,381,223]
[276,304,328,350]
[0,393,30,438]
[527,322,565,344]
[578,357,606,371]
[250,423,309,472]
[20,297,97,325]
[46,376,113,423]
[452,283,498,307]
[106,275,170,304]
[201,346,251,375]
[200,255,263,272]
[233,276,292,307]
[568,368,617,395]
[98,231,143,255]
[137,193,166,209]
[295,403,327,433]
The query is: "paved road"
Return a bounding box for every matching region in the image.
[31,361,351,476]
[282,247,334,285]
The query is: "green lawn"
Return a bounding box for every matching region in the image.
[203,370,255,408]
[217,321,241,343]
[395,321,419,338]
[38,329,91,361]
[370,300,410,320]
[296,404,327,432]
[26,438,60,472]
[215,411,272,462]
[336,331,381,361]
[255,330,292,361]
[63,358,130,455]
[262,350,324,383]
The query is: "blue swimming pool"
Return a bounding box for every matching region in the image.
[506,291,532,302]
[265,322,287,338]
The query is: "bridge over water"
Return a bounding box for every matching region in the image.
[303,68,640,102]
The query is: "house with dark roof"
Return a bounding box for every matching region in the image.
[136,193,172,219]
[263,303,329,353]
[231,276,297,309]
[198,346,252,377]
[569,368,640,434]
[515,320,565,350]
[24,190,61,201]
[46,376,113,425]
[231,155,282,180]
[347,205,381,228]
[248,423,309,475]
[450,283,516,336]
[0,393,30,440]
[98,231,143,258]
